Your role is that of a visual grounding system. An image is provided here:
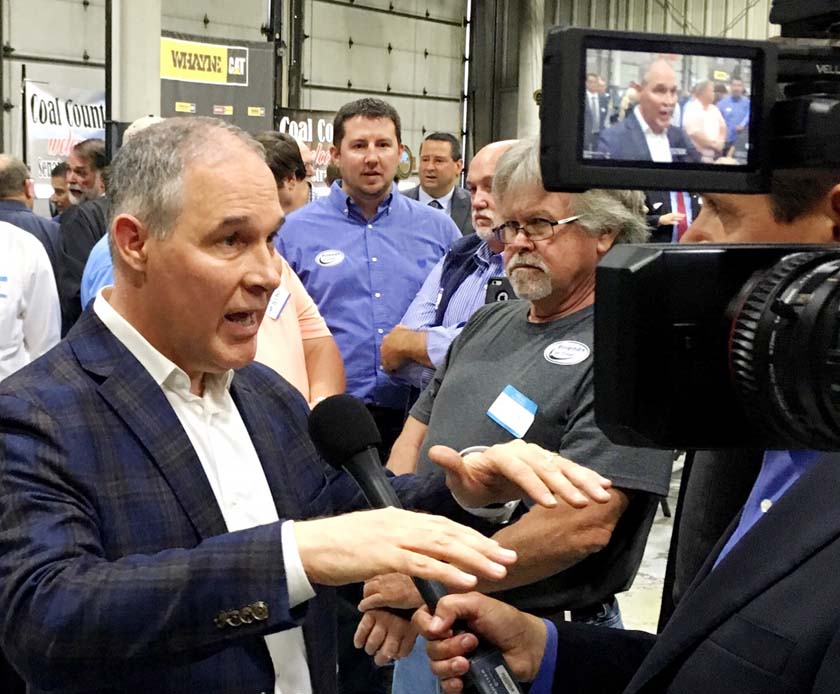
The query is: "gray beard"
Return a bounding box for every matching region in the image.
[508,267,552,301]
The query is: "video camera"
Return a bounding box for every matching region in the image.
[537,1,840,450]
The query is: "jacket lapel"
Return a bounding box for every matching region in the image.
[451,188,472,233]
[230,377,301,521]
[70,311,228,540]
[626,117,651,161]
[627,456,840,693]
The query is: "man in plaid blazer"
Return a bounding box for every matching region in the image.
[0,118,596,694]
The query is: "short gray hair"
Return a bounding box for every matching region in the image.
[493,137,649,245]
[108,117,265,240]
[0,155,30,198]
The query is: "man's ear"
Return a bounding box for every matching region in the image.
[111,214,151,273]
[596,229,619,256]
[23,178,36,205]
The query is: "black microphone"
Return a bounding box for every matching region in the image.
[309,394,524,694]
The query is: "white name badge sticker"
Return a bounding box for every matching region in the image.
[486,385,538,439]
[266,287,291,320]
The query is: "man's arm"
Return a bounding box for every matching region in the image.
[0,393,516,689]
[386,415,428,475]
[382,254,446,377]
[473,487,630,593]
[381,325,433,372]
[302,335,345,406]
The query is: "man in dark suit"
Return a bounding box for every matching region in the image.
[0,117,603,694]
[57,138,109,333]
[584,73,610,151]
[645,190,702,243]
[597,60,700,242]
[413,170,840,694]
[596,61,700,165]
[404,132,473,235]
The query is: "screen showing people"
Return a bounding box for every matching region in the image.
[582,49,753,167]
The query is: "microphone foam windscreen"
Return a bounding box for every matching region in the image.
[308,394,383,469]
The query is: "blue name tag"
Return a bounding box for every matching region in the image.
[486,385,538,438]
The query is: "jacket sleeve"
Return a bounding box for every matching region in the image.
[550,619,656,693]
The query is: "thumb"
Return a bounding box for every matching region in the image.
[428,593,483,634]
[427,445,463,474]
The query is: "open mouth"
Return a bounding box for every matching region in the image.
[224,311,257,327]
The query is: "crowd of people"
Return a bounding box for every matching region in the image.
[0,86,838,694]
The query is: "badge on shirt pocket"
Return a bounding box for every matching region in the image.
[486,385,537,438]
[266,287,291,320]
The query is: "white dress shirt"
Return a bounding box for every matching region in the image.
[418,185,456,215]
[0,221,60,381]
[93,289,316,694]
[633,106,673,163]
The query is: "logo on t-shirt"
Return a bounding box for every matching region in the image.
[543,340,590,365]
[315,249,345,267]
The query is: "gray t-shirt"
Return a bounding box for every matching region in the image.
[410,300,672,611]
[412,300,670,495]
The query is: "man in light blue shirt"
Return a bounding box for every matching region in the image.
[717,78,750,149]
[276,98,459,449]
[380,140,515,392]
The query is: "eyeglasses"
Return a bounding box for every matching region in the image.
[492,215,584,244]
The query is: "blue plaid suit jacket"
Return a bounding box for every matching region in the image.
[0,309,456,694]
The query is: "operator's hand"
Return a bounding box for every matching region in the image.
[430,440,612,510]
[354,609,418,666]
[414,592,548,692]
[294,507,516,588]
[658,212,686,227]
[359,572,424,612]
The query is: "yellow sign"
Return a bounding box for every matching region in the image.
[247,106,266,117]
[713,70,730,81]
[175,101,196,114]
[161,37,249,86]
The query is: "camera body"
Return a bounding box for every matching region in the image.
[537,2,840,450]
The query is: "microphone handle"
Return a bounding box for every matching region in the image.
[343,458,524,693]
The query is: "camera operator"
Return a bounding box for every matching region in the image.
[413,168,840,694]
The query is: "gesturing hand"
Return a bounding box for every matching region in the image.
[430,440,612,510]
[359,572,424,612]
[294,507,517,589]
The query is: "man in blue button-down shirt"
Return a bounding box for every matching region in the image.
[413,168,840,694]
[277,98,460,450]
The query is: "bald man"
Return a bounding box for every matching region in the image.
[380,140,517,400]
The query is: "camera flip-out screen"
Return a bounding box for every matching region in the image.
[541,28,778,193]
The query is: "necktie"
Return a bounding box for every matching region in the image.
[428,200,443,210]
[675,193,689,241]
[591,95,599,132]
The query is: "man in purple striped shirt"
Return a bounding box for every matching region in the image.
[379,140,516,394]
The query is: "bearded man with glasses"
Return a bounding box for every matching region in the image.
[355,137,672,692]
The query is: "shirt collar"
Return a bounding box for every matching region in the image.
[418,185,455,209]
[93,288,234,402]
[633,106,667,138]
[0,199,30,212]
[329,180,398,220]
[474,239,501,267]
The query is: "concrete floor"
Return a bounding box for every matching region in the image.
[619,459,684,633]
